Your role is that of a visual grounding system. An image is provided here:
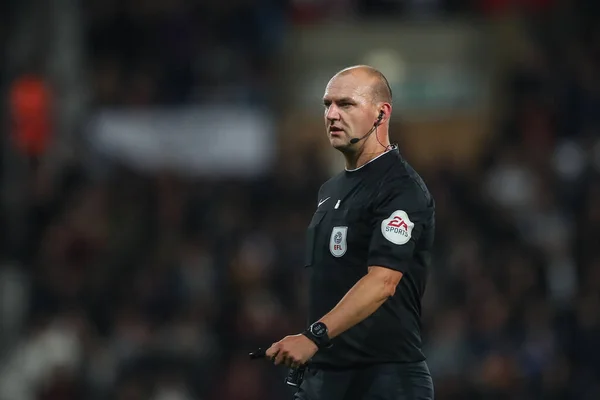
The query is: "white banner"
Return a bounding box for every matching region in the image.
[86,106,275,177]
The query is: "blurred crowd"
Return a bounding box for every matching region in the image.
[1,0,600,400]
[86,0,286,107]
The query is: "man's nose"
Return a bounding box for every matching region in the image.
[326,106,340,121]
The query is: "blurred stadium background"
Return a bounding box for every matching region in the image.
[1,0,599,399]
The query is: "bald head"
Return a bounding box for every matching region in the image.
[333,65,393,106]
[323,65,393,153]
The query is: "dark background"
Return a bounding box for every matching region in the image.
[1,1,599,399]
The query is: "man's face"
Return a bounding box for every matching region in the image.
[323,73,379,151]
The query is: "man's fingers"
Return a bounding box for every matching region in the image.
[283,353,302,368]
[274,349,287,365]
[266,337,310,368]
[265,343,280,360]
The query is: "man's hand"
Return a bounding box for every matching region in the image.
[265,334,318,368]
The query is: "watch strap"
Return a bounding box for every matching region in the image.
[302,325,332,349]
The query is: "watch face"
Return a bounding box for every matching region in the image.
[311,322,327,337]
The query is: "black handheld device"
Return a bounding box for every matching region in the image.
[249,347,306,387]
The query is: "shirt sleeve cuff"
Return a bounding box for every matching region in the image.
[367,256,411,274]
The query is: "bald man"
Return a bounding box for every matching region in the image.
[266,66,436,399]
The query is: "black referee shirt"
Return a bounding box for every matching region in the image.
[304,146,435,368]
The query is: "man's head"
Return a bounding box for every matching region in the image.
[323,65,393,151]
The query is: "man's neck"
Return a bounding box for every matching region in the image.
[344,141,390,170]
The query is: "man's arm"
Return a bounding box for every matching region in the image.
[265,265,403,367]
[318,266,403,338]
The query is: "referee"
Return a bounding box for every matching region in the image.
[266,65,435,400]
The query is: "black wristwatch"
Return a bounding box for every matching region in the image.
[302,322,332,349]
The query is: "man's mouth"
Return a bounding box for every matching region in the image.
[329,126,344,134]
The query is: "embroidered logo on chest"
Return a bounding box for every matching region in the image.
[329,226,348,257]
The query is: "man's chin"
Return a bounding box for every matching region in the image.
[329,136,350,150]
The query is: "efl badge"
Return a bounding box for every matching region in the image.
[330,226,348,257]
[381,210,414,245]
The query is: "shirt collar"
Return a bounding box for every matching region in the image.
[344,145,399,174]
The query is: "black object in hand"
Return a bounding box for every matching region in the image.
[249,348,266,360]
[248,347,306,387]
[285,366,306,387]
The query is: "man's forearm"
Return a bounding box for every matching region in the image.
[318,271,396,339]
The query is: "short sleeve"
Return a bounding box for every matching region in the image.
[367,179,433,273]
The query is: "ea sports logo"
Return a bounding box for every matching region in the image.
[381,210,414,245]
[387,216,408,230]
